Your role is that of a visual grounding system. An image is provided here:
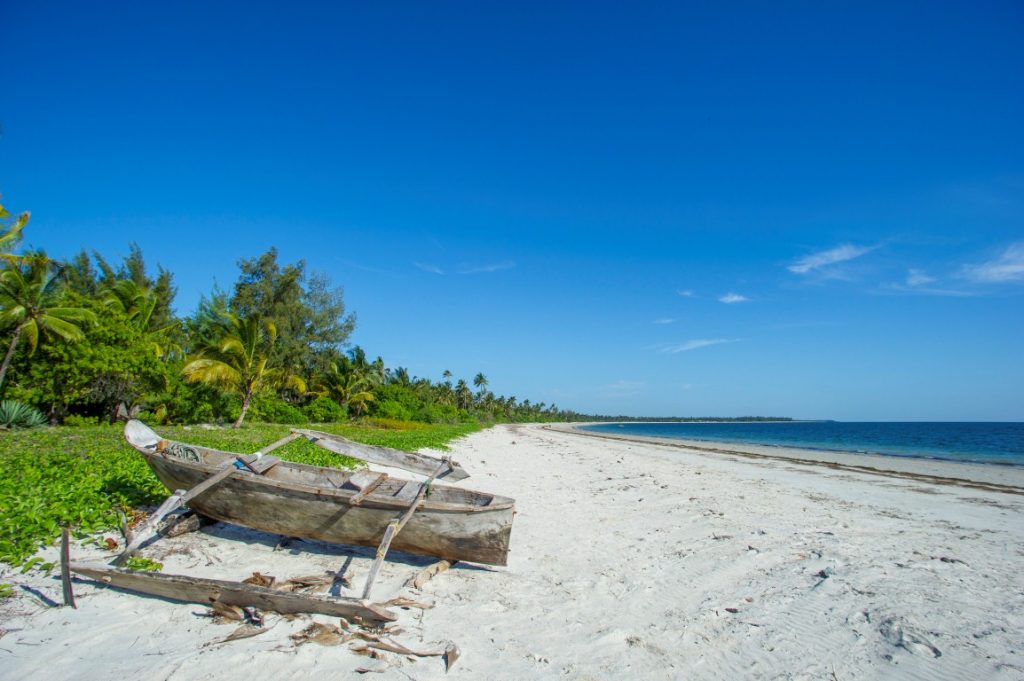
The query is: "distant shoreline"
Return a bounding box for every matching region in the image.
[553,423,1024,494]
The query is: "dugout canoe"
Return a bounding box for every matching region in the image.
[123,420,515,566]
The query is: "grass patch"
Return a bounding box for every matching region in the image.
[0,420,481,567]
[123,556,163,572]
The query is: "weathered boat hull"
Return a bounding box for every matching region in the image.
[126,423,514,566]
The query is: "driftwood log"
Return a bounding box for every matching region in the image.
[69,562,396,623]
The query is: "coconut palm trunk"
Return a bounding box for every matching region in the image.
[234,389,253,428]
[0,324,23,393]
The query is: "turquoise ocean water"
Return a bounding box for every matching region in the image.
[580,422,1024,467]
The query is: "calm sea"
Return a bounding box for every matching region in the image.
[579,422,1024,467]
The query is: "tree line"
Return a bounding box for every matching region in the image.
[0,197,581,427]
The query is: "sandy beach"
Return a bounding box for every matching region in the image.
[3,423,1023,680]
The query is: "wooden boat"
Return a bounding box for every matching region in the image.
[124,420,515,566]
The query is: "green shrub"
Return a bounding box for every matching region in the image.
[62,414,100,427]
[375,399,412,422]
[248,395,309,425]
[0,400,48,429]
[303,395,346,423]
[363,417,430,431]
[414,403,459,424]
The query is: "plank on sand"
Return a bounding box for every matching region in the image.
[69,562,396,623]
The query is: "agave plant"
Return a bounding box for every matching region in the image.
[0,399,48,429]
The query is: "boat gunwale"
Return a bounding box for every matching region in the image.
[131,439,515,514]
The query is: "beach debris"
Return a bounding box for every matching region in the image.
[243,572,276,588]
[725,607,739,614]
[209,601,246,622]
[208,623,271,646]
[103,537,119,551]
[938,556,967,565]
[879,617,942,658]
[277,573,335,593]
[292,622,349,647]
[243,606,265,626]
[161,512,209,538]
[382,596,434,610]
[351,633,460,670]
[407,560,455,590]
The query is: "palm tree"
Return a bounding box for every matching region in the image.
[101,279,178,358]
[313,363,376,417]
[0,199,29,263]
[472,372,488,403]
[0,254,96,392]
[183,311,303,428]
[455,379,473,410]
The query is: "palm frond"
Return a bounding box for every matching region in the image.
[39,315,85,343]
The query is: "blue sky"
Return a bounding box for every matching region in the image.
[2,2,1022,420]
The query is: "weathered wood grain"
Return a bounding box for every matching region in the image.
[407,560,454,590]
[69,562,396,623]
[292,428,470,481]
[350,472,389,506]
[61,527,76,608]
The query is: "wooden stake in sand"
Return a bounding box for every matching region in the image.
[60,527,76,609]
[361,461,451,600]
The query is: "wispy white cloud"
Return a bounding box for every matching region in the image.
[960,242,1024,283]
[718,293,749,304]
[660,338,739,353]
[879,269,974,297]
[599,380,645,398]
[788,243,875,274]
[414,262,445,275]
[653,318,676,325]
[905,268,935,286]
[879,283,975,297]
[676,289,696,298]
[458,260,516,274]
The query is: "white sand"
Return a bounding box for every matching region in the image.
[3,424,1023,680]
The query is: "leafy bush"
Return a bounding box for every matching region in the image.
[374,399,413,422]
[248,395,309,425]
[414,403,460,424]
[363,417,430,431]
[0,400,48,429]
[62,414,100,427]
[303,395,346,423]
